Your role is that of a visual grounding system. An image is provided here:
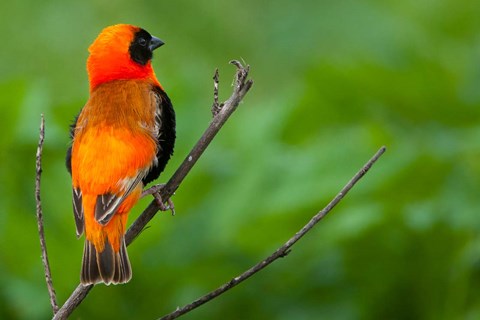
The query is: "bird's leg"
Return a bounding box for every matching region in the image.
[142,184,175,216]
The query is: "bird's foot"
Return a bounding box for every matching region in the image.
[142,184,175,216]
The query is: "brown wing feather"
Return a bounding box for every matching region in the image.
[94,173,144,225]
[72,188,84,237]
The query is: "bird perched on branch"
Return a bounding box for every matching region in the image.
[66,24,176,285]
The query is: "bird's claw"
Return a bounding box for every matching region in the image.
[153,192,175,216]
[142,184,175,216]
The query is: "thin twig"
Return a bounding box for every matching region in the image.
[35,114,59,315]
[52,60,253,320]
[126,60,252,244]
[211,68,222,116]
[158,146,387,320]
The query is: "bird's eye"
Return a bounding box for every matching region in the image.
[138,38,147,46]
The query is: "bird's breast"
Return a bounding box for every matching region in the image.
[78,79,158,136]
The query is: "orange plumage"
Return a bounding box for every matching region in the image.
[66,24,176,285]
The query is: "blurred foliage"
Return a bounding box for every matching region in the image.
[1,0,479,319]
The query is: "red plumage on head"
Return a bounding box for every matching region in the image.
[87,24,160,91]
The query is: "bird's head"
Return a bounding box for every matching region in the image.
[87,24,164,91]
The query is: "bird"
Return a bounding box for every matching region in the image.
[65,24,176,285]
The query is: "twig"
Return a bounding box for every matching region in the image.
[211,68,222,116]
[35,114,59,315]
[158,146,387,320]
[126,60,252,245]
[52,60,253,320]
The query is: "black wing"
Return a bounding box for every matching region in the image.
[66,114,79,175]
[66,113,84,236]
[142,86,176,185]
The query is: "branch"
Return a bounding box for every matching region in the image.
[35,114,59,315]
[158,146,387,320]
[126,60,252,244]
[52,60,253,320]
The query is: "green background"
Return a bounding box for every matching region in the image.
[1,0,479,319]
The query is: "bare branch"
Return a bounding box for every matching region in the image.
[211,68,222,116]
[52,60,254,319]
[158,146,387,320]
[125,60,253,245]
[35,114,59,315]
[52,284,93,320]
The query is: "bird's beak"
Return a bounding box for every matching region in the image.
[149,36,164,51]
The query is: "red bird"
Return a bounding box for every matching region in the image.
[66,24,176,285]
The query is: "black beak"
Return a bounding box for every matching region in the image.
[149,36,164,51]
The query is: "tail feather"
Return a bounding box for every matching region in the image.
[97,240,115,284]
[82,240,100,284]
[81,238,132,285]
[113,241,131,283]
